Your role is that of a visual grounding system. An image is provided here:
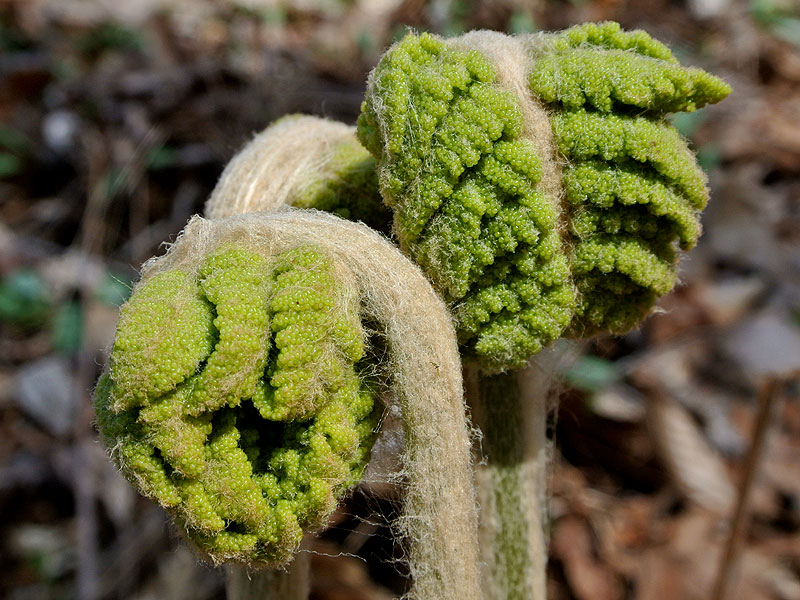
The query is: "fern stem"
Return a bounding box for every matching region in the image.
[226,552,310,600]
[466,352,563,600]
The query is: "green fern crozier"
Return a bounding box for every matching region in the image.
[359,32,575,370]
[358,21,730,369]
[95,244,378,565]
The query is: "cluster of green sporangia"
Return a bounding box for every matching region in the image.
[287,131,391,234]
[358,22,730,370]
[94,243,377,564]
[358,32,576,371]
[529,21,730,335]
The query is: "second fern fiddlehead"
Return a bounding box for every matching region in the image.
[359,21,730,371]
[96,116,481,600]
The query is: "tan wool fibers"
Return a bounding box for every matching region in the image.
[201,114,480,598]
[205,115,360,219]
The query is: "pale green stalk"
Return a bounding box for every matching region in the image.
[466,347,566,600]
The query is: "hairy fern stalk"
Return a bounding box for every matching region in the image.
[359,21,730,599]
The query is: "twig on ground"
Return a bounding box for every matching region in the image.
[711,377,786,600]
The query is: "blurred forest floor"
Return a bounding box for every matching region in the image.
[1,0,799,599]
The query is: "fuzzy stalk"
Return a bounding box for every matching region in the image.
[204,119,480,598]
[466,348,564,600]
[225,554,310,600]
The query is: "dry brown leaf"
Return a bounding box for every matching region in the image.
[551,515,624,600]
[646,395,735,513]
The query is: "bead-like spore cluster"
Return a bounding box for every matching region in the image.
[359,22,730,369]
[95,243,377,565]
[359,33,575,371]
[531,21,730,335]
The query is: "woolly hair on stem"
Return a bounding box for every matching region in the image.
[95,116,481,600]
[359,21,730,599]
[204,114,390,232]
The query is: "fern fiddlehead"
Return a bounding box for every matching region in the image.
[95,116,481,600]
[359,22,730,599]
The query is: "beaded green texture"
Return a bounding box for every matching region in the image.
[358,32,575,371]
[530,21,730,335]
[359,22,730,368]
[94,243,377,564]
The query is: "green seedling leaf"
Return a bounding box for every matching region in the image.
[0,153,23,178]
[95,273,132,307]
[563,354,621,392]
[750,0,800,46]
[771,16,800,46]
[697,145,722,171]
[0,125,33,155]
[0,269,52,327]
[52,301,83,355]
[145,146,178,171]
[78,23,146,57]
[671,110,707,138]
[99,168,128,200]
[508,11,538,34]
